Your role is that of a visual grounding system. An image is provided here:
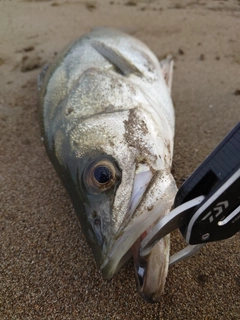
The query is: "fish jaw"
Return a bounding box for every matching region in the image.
[100,170,177,282]
[132,225,170,303]
[130,171,177,303]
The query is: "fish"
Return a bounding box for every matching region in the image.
[38,27,177,303]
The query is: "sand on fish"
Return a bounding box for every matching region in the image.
[0,0,239,319]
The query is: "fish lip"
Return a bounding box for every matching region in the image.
[100,171,177,279]
[138,289,160,304]
[133,234,170,303]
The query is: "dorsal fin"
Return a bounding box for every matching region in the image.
[91,41,142,77]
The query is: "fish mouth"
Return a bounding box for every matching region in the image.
[131,224,170,303]
[130,170,175,303]
[126,169,170,302]
[100,170,177,302]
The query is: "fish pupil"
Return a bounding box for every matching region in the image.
[94,166,113,184]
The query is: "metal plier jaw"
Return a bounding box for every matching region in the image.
[140,122,240,266]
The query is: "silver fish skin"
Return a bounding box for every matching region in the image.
[38,27,177,302]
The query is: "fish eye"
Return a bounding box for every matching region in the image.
[93,166,113,184]
[83,158,120,194]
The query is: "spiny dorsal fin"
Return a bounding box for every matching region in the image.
[91,41,142,77]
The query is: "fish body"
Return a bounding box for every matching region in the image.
[39,28,177,302]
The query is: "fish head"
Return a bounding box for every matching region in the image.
[42,64,177,302]
[51,105,149,272]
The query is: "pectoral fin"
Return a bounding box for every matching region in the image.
[159,55,173,93]
[38,63,49,92]
[91,41,142,77]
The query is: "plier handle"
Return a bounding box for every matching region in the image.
[140,122,240,265]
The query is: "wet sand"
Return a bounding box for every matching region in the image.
[0,0,239,319]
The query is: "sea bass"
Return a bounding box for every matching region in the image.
[38,28,177,302]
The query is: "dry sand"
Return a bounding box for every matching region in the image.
[0,0,239,319]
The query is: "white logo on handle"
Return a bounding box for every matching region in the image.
[201,201,229,223]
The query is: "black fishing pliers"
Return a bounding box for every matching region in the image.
[140,122,240,265]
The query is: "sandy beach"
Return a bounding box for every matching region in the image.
[0,0,239,319]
